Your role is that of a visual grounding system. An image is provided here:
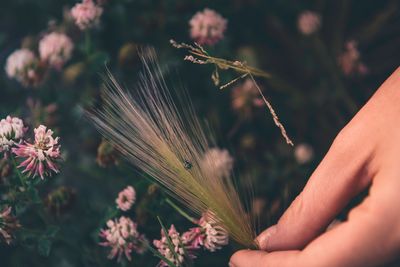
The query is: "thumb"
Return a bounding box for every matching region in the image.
[257,133,372,251]
[230,249,300,267]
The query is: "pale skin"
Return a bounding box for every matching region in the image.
[230,67,400,267]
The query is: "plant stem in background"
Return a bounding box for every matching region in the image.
[313,36,358,114]
[171,39,294,146]
[11,157,25,187]
[248,73,294,146]
[85,31,91,56]
[170,39,271,79]
[166,198,196,224]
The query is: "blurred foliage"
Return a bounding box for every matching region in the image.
[0,0,399,266]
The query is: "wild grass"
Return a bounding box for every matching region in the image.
[88,48,258,248]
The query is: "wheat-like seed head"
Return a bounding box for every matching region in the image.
[88,48,257,248]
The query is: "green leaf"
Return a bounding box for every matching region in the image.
[146,241,177,267]
[45,225,59,238]
[38,237,52,257]
[157,216,181,267]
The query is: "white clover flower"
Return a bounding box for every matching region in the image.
[116,186,136,211]
[153,224,192,267]
[294,143,314,164]
[39,32,74,69]
[5,49,37,85]
[99,216,146,261]
[12,125,61,179]
[189,8,227,46]
[298,11,321,35]
[201,148,234,178]
[71,0,103,30]
[0,116,25,153]
[198,212,229,252]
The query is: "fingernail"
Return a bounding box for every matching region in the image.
[256,224,277,250]
[228,262,236,267]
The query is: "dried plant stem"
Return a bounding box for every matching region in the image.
[189,50,271,79]
[248,74,294,146]
[171,39,293,146]
[170,39,271,79]
[220,73,249,90]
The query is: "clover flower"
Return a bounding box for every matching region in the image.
[39,32,73,69]
[0,116,25,153]
[116,186,136,211]
[297,11,321,35]
[189,8,227,46]
[71,0,103,30]
[201,148,234,179]
[231,78,264,116]
[0,206,20,245]
[5,49,38,86]
[294,143,314,164]
[96,139,119,167]
[338,40,368,76]
[182,211,229,252]
[99,216,146,262]
[153,224,194,267]
[12,125,61,179]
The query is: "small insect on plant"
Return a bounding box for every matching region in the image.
[183,160,192,170]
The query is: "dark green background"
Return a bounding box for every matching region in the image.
[0,0,399,266]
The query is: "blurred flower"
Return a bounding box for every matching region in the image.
[182,211,229,252]
[251,197,266,217]
[231,78,264,116]
[297,11,321,35]
[39,32,73,69]
[26,98,59,127]
[63,62,86,84]
[189,8,227,46]
[181,227,203,250]
[0,206,20,245]
[96,139,119,167]
[5,49,38,86]
[99,216,146,262]
[147,184,160,196]
[201,148,233,178]
[338,40,368,76]
[116,186,136,211]
[240,134,257,150]
[118,43,139,68]
[13,125,61,179]
[45,186,76,215]
[294,143,314,164]
[71,0,103,30]
[0,116,25,153]
[0,158,12,179]
[154,224,193,267]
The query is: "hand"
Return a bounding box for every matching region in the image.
[230,68,400,267]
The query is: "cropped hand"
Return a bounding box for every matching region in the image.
[230,68,400,267]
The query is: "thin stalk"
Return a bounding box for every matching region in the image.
[248,74,294,146]
[165,198,196,224]
[188,50,271,78]
[146,241,177,267]
[11,157,25,186]
[85,31,91,56]
[157,216,181,266]
[313,37,358,114]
